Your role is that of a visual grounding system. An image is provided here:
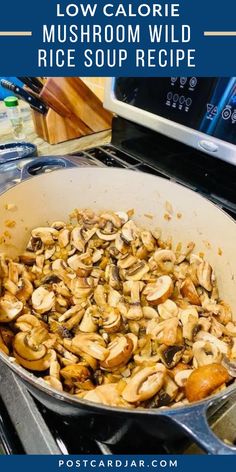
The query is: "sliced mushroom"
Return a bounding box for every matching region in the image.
[179,308,199,342]
[70,333,108,361]
[31,227,58,246]
[140,231,156,252]
[185,363,230,402]
[197,261,213,291]
[153,250,176,272]
[174,369,193,387]
[122,365,166,403]
[224,322,236,337]
[195,330,229,356]
[84,383,131,408]
[71,227,85,251]
[146,317,179,346]
[159,344,184,368]
[102,309,122,333]
[0,293,23,322]
[96,229,117,241]
[58,229,70,248]
[126,281,143,320]
[15,314,43,332]
[180,277,201,305]
[142,306,159,319]
[100,335,133,370]
[79,307,98,333]
[121,220,138,244]
[100,212,122,229]
[32,287,55,314]
[13,328,51,371]
[193,341,222,367]
[124,261,149,281]
[107,288,121,308]
[118,254,137,270]
[19,252,37,266]
[60,363,92,389]
[158,299,178,320]
[144,275,174,305]
[16,277,33,302]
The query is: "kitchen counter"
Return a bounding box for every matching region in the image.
[0,102,111,155]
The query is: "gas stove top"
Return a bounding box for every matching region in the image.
[0,116,236,455]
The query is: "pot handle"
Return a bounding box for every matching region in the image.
[163,392,236,455]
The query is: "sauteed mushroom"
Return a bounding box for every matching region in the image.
[0,208,234,410]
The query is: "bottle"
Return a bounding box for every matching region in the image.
[4,96,25,140]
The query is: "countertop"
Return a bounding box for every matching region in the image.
[0,101,111,155]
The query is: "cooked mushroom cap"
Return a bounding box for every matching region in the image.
[13,331,51,371]
[185,363,230,402]
[144,276,174,305]
[100,335,133,370]
[31,287,55,314]
[122,365,166,403]
[0,294,23,322]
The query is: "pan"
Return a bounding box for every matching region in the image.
[0,167,235,455]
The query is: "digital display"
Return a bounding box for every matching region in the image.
[114,77,236,145]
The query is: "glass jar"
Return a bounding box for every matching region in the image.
[4,96,25,140]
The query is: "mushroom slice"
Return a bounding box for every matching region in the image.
[84,384,131,408]
[195,331,229,356]
[185,363,230,402]
[121,220,138,244]
[126,281,143,320]
[16,277,33,302]
[140,231,156,252]
[158,300,178,320]
[118,254,137,269]
[146,317,179,346]
[15,314,43,332]
[13,331,51,371]
[122,365,166,403]
[193,341,222,367]
[58,229,70,248]
[174,369,193,387]
[96,229,117,241]
[125,261,149,281]
[31,227,58,245]
[32,287,55,314]
[44,246,55,260]
[93,285,107,307]
[102,310,122,333]
[115,211,129,224]
[0,293,23,322]
[71,227,85,252]
[180,277,201,305]
[100,212,122,229]
[179,308,199,342]
[143,276,174,305]
[79,307,98,333]
[142,306,159,320]
[153,250,176,272]
[159,345,184,368]
[71,333,108,361]
[60,364,92,383]
[224,322,236,337]
[197,261,213,291]
[107,288,121,308]
[100,335,133,370]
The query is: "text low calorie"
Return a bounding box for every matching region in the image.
[56,3,180,18]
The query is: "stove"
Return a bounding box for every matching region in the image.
[0,76,236,455]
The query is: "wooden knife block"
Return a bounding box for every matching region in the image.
[31,77,112,145]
